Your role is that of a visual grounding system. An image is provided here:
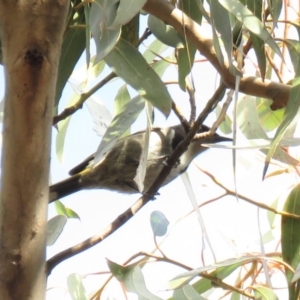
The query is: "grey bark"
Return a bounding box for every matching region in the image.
[0,1,69,299]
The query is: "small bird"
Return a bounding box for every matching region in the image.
[49,124,231,202]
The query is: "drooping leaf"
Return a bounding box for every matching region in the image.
[84,3,91,66]
[191,263,241,294]
[177,46,197,90]
[106,258,130,281]
[46,215,67,246]
[90,0,121,63]
[173,284,206,300]
[111,0,146,28]
[122,265,163,299]
[55,23,86,108]
[133,102,153,192]
[292,263,300,282]
[253,286,279,300]
[256,98,285,132]
[283,39,300,73]
[210,0,232,69]
[105,38,172,116]
[219,0,282,59]
[114,84,131,116]
[86,96,112,137]
[263,65,300,177]
[177,0,202,90]
[56,91,81,162]
[169,256,259,289]
[148,14,184,48]
[268,0,282,30]
[107,259,163,300]
[237,96,268,139]
[143,39,169,63]
[237,96,299,166]
[247,0,266,79]
[282,183,300,285]
[67,273,88,300]
[93,95,145,167]
[152,58,173,77]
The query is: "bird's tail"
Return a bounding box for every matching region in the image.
[49,174,82,203]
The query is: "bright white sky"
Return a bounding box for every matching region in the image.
[1,4,299,299]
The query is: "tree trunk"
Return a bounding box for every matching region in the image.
[0,1,69,299]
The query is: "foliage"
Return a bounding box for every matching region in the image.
[9,0,300,299]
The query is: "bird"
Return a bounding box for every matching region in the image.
[49,124,231,202]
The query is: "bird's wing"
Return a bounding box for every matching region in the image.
[68,153,95,175]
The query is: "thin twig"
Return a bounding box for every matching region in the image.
[53,72,116,125]
[47,81,229,273]
[198,166,300,220]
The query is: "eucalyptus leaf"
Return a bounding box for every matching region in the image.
[90,0,121,63]
[93,95,145,167]
[111,0,146,28]
[67,273,88,300]
[148,15,184,48]
[150,210,169,237]
[105,39,172,116]
[46,215,67,246]
[219,0,282,58]
[55,24,86,108]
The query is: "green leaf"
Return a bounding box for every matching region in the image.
[150,210,169,237]
[106,258,129,281]
[282,183,300,283]
[237,96,299,166]
[105,39,172,116]
[177,46,196,90]
[107,259,163,299]
[46,215,67,246]
[86,96,112,137]
[55,200,80,220]
[152,58,173,77]
[283,39,300,73]
[148,15,184,48]
[263,65,300,177]
[67,273,88,300]
[191,263,241,295]
[179,0,202,25]
[237,96,268,139]
[253,286,279,300]
[114,84,131,116]
[56,116,71,163]
[56,91,80,162]
[210,0,232,67]
[122,265,163,299]
[55,26,86,108]
[173,284,206,300]
[169,256,259,289]
[111,0,146,28]
[177,0,202,90]
[219,0,282,58]
[143,39,169,63]
[90,0,121,63]
[248,1,266,80]
[93,95,145,166]
[256,98,285,132]
[268,0,282,30]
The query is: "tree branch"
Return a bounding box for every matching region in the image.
[143,0,290,110]
[47,81,226,273]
